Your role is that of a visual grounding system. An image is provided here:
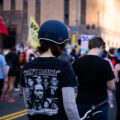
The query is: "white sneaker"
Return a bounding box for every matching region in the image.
[110,104,114,108]
[14,88,20,92]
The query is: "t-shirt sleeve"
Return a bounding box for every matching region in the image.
[105,61,115,81]
[20,68,26,87]
[60,62,77,87]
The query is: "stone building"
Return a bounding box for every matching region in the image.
[0,0,120,49]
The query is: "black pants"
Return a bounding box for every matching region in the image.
[0,79,4,97]
[116,86,120,120]
[27,114,68,120]
[14,69,20,88]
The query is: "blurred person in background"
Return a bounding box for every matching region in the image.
[116,48,120,62]
[114,61,120,120]
[108,47,118,68]
[1,47,20,102]
[19,41,35,95]
[24,41,34,63]
[102,50,115,108]
[0,49,8,98]
[59,46,73,64]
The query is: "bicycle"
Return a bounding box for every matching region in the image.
[80,100,108,120]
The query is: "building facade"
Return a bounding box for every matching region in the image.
[0,0,120,49]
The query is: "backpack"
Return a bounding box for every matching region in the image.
[19,51,26,65]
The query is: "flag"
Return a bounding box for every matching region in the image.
[0,15,9,36]
[28,16,40,48]
[72,34,76,44]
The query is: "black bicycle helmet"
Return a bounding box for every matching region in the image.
[38,20,69,44]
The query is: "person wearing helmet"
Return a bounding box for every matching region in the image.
[20,20,81,120]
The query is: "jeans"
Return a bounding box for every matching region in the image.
[77,103,108,120]
[0,79,4,97]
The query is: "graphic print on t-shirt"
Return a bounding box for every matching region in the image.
[23,69,60,116]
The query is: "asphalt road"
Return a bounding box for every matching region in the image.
[0,91,117,120]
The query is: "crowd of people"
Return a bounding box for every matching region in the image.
[0,20,120,120]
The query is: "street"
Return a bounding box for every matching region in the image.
[0,91,27,120]
[0,90,116,120]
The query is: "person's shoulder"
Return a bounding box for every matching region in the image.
[0,54,5,59]
[54,58,72,70]
[23,58,37,68]
[0,54,3,57]
[73,55,87,63]
[101,58,111,66]
[0,54,4,60]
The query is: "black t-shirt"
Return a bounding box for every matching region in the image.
[20,57,77,120]
[5,52,20,71]
[72,55,115,104]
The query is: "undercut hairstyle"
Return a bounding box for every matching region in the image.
[88,37,105,50]
[38,40,67,58]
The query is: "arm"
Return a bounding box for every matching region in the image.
[62,87,80,120]
[23,87,27,107]
[107,79,115,90]
[2,66,8,81]
[114,64,120,83]
[105,61,115,90]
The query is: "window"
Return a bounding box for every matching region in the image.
[11,0,15,10]
[36,0,40,3]
[0,0,3,5]
[64,0,69,25]
[24,0,27,5]
[11,0,15,5]
[81,0,86,24]
[2,26,16,49]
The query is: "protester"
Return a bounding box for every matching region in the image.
[1,47,19,102]
[72,37,115,120]
[108,47,118,68]
[24,41,34,63]
[59,46,73,64]
[114,62,120,120]
[20,20,80,120]
[19,41,34,96]
[116,48,120,61]
[103,50,115,108]
[0,49,8,98]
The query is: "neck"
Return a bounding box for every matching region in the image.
[40,49,55,58]
[87,48,100,56]
[109,53,115,57]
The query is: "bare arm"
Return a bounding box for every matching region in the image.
[62,87,80,120]
[23,87,27,107]
[107,79,115,90]
[114,64,120,83]
[2,66,8,81]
